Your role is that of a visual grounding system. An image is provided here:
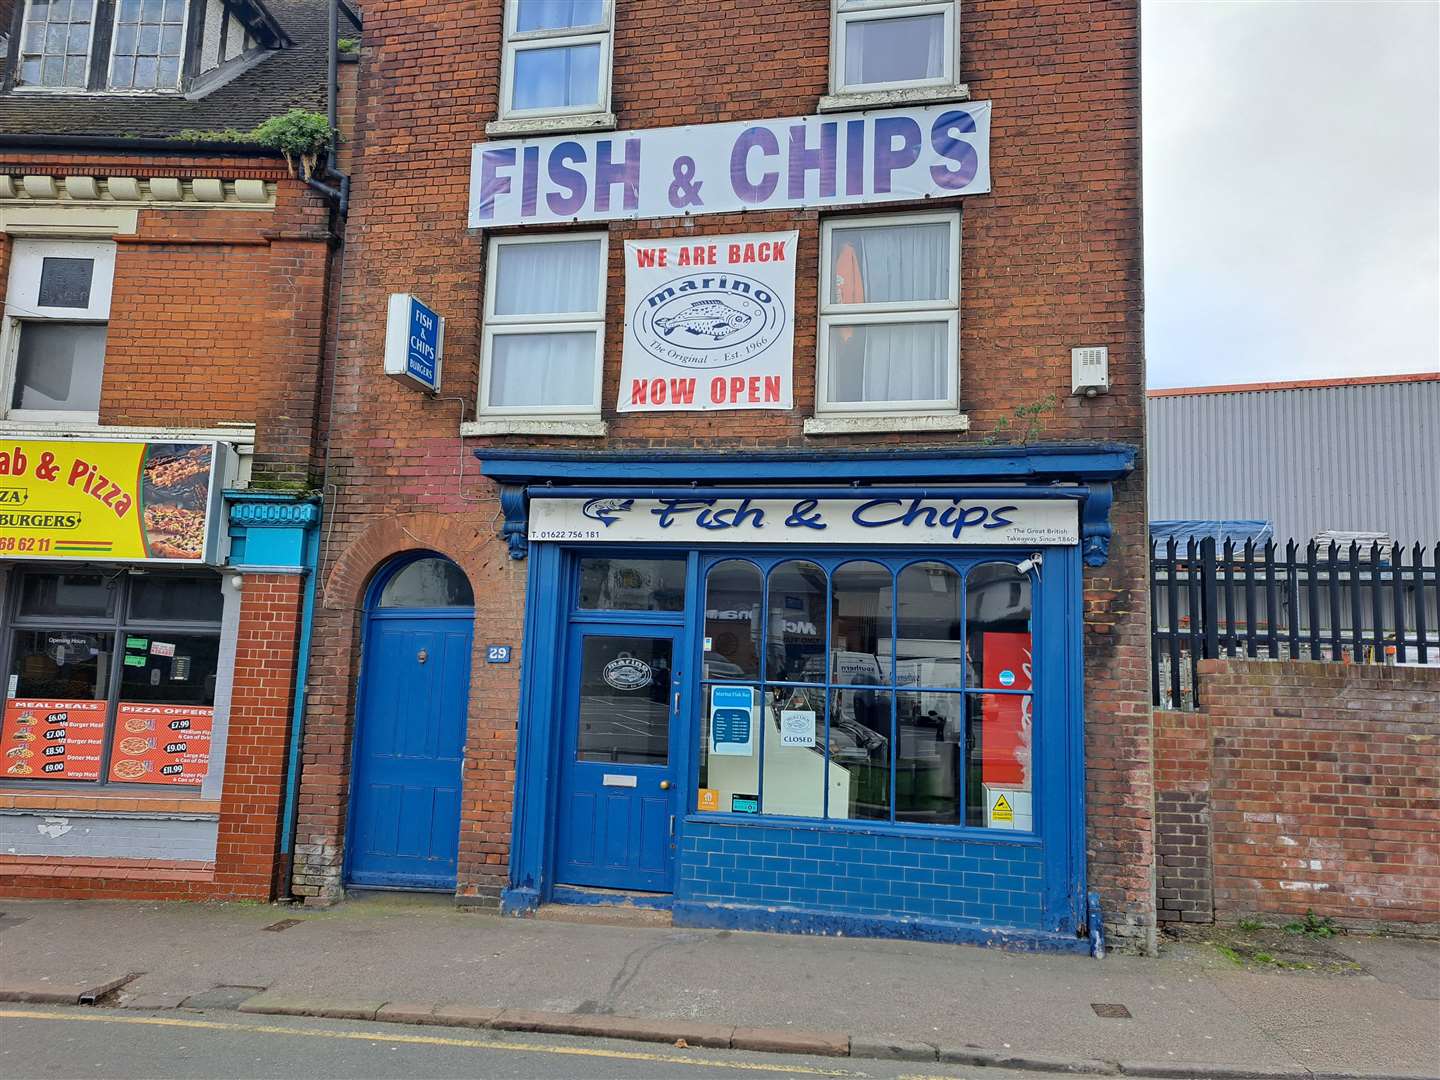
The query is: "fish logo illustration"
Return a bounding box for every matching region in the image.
[653,300,752,341]
[581,498,634,527]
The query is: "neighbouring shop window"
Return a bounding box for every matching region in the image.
[501,0,612,119]
[577,557,686,613]
[830,0,958,94]
[2,239,115,421]
[376,557,474,609]
[1,568,223,787]
[818,213,960,415]
[696,555,1034,830]
[481,233,608,416]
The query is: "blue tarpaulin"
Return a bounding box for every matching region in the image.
[1150,520,1275,545]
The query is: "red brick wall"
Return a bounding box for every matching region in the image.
[1155,659,1440,931]
[0,151,334,485]
[295,0,1151,945]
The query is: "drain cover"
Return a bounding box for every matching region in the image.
[261,918,303,932]
[1091,1003,1132,1019]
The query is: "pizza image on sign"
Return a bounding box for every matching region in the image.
[140,444,213,560]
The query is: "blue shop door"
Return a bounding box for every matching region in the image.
[555,627,682,892]
[346,615,471,890]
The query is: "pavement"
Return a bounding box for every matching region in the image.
[0,894,1436,1079]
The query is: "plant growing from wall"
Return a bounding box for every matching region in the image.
[981,394,1058,446]
[176,110,334,181]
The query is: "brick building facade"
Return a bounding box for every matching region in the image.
[0,0,346,899]
[294,0,1152,951]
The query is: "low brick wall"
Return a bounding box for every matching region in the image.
[1155,659,1439,933]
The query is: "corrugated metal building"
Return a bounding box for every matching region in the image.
[1147,373,1440,544]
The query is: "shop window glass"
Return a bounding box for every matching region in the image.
[577,557,686,613]
[3,570,222,787]
[575,635,671,764]
[896,690,960,824]
[693,555,1036,832]
[377,558,474,609]
[895,561,963,686]
[19,570,116,618]
[128,574,224,622]
[766,561,826,682]
[702,560,761,681]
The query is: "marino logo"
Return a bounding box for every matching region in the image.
[602,654,653,691]
[581,498,634,526]
[633,273,786,371]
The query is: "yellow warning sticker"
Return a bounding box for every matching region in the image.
[991,793,1014,822]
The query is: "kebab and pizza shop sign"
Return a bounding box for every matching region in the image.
[0,440,227,563]
[470,101,991,227]
[621,232,796,411]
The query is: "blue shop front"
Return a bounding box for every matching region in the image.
[486,446,1132,952]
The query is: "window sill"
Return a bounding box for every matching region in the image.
[462,417,608,438]
[0,789,221,816]
[817,84,971,113]
[484,112,617,138]
[803,412,970,435]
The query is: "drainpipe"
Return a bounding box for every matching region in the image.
[305,0,352,216]
[279,501,322,898]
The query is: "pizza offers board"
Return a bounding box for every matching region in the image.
[2,698,106,780]
[107,702,213,786]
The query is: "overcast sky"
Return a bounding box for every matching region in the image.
[1142,0,1440,388]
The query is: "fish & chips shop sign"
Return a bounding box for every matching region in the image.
[0,440,230,563]
[620,231,797,412]
[469,101,991,227]
[529,496,1079,546]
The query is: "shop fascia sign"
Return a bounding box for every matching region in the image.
[0,439,233,564]
[384,293,445,393]
[528,495,1078,546]
[469,100,992,227]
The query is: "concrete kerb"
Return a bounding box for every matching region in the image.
[0,974,136,1006]
[99,989,1437,1080]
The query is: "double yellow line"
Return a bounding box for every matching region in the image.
[0,1007,867,1076]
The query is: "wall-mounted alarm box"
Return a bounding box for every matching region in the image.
[1071,346,1110,397]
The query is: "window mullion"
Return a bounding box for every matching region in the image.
[90,0,117,91]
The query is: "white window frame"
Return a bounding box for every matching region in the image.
[498,0,613,122]
[817,211,961,417]
[479,231,608,418]
[13,0,101,93]
[1,238,116,423]
[830,0,959,96]
[104,0,193,93]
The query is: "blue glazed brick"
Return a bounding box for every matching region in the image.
[777,842,807,859]
[748,841,779,857]
[707,852,736,869]
[963,873,995,890]
[888,851,920,868]
[890,879,920,899]
[747,869,777,886]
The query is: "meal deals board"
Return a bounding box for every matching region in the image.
[619,232,797,412]
[2,699,106,780]
[108,703,214,786]
[0,440,230,563]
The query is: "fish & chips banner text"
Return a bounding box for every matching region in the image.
[620,231,797,412]
[469,101,991,227]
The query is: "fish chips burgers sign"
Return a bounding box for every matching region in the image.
[621,232,796,412]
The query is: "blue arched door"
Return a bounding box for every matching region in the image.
[346,554,474,890]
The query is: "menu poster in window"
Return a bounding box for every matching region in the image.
[2,698,106,780]
[980,632,1032,790]
[107,703,213,786]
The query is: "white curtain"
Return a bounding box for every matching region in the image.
[828,222,951,404]
[489,331,595,408]
[844,12,945,86]
[494,239,600,316]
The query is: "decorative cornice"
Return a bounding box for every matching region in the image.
[0,172,276,210]
[227,493,320,529]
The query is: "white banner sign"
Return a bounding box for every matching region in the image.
[619,232,796,412]
[529,496,1078,546]
[470,101,991,228]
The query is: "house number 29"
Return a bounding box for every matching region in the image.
[486,645,512,664]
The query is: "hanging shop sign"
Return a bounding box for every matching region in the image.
[383,293,445,393]
[620,231,797,412]
[470,101,991,227]
[529,496,1078,546]
[0,440,231,563]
